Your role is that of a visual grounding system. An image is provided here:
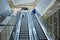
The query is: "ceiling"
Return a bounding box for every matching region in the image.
[42,0,60,19]
[7,0,60,17]
[7,0,37,8]
[11,0,35,6]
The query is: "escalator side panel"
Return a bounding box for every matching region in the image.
[31,13,47,40]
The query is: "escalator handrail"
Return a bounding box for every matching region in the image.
[40,15,60,40]
[35,14,52,40]
[35,13,60,40]
[27,12,39,40]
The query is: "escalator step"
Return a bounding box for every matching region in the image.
[39,38,47,40]
[19,36,29,38]
[19,38,29,40]
[19,34,29,36]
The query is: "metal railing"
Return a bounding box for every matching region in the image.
[0,12,21,40]
[35,12,60,40]
[27,12,38,40]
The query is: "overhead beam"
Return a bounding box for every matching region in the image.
[42,0,56,16]
[7,0,37,8]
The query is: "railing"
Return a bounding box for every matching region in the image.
[27,12,38,40]
[39,15,60,40]
[0,12,21,40]
[35,12,60,40]
[9,12,21,40]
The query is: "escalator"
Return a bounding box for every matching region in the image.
[19,12,29,40]
[31,13,47,40]
[8,11,48,40]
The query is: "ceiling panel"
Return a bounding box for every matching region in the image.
[11,0,35,6]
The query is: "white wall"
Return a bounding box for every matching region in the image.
[0,0,11,14]
[36,0,52,16]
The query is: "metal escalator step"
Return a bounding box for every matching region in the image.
[20,29,28,30]
[19,33,29,39]
[19,13,29,40]
[19,36,29,38]
[19,38,29,40]
[20,32,29,34]
[37,29,46,38]
[39,38,47,40]
[19,34,29,36]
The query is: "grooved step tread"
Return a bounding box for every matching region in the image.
[19,34,29,36]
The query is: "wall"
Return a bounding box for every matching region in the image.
[0,0,12,16]
[36,0,52,16]
[44,9,60,40]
